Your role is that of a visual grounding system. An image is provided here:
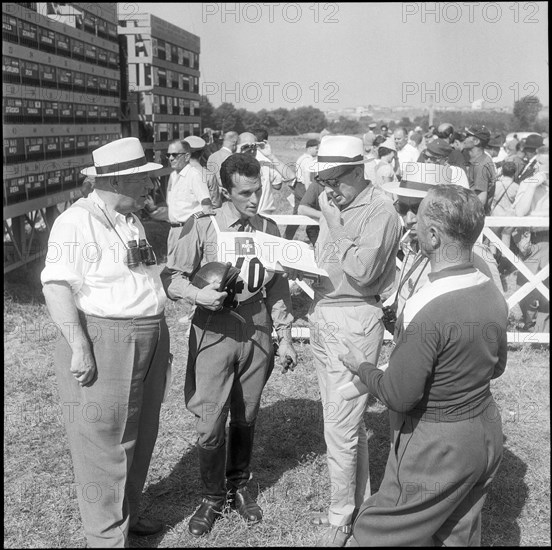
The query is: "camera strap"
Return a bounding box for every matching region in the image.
[390,252,429,311]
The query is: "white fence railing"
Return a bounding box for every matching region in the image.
[286,215,549,345]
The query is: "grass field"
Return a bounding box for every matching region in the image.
[4,135,550,547]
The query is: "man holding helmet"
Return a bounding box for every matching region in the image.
[161,153,297,537]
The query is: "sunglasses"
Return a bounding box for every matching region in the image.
[314,166,356,189]
[394,200,421,216]
[167,152,185,159]
[240,143,257,153]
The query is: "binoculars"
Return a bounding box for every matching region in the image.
[127,239,156,268]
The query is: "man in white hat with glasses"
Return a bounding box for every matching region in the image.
[41,137,171,547]
[307,135,402,547]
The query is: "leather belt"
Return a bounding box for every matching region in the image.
[170,222,186,227]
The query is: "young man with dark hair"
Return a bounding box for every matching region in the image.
[161,153,297,538]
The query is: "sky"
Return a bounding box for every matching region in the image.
[134,2,549,113]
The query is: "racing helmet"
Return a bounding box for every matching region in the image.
[192,261,241,309]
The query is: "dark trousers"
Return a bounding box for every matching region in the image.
[350,399,503,547]
[185,300,274,449]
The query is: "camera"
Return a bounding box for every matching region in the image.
[382,304,398,335]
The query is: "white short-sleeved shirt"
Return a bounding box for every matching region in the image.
[167,163,211,223]
[41,191,166,317]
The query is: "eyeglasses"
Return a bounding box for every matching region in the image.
[240,143,257,153]
[394,200,420,216]
[314,166,356,189]
[167,152,185,159]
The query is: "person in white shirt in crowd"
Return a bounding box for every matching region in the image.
[363,131,379,184]
[374,137,398,189]
[166,139,213,256]
[236,132,286,216]
[41,138,170,547]
[185,135,222,208]
[408,130,424,154]
[206,130,239,194]
[394,127,420,173]
[512,146,549,332]
[284,138,319,240]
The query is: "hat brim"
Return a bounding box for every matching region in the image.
[308,160,369,172]
[381,180,428,198]
[81,162,163,177]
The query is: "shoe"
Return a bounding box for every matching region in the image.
[188,498,225,537]
[316,524,352,547]
[229,486,263,524]
[310,511,330,526]
[129,517,164,536]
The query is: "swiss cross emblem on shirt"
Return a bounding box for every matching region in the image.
[235,237,256,256]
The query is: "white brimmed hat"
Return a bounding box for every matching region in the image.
[309,135,369,172]
[379,137,397,152]
[184,135,206,151]
[81,137,162,177]
[382,162,468,198]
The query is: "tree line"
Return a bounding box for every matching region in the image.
[200,95,548,135]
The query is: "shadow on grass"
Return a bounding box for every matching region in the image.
[138,397,392,546]
[4,259,46,305]
[481,438,527,546]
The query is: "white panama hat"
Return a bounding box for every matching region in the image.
[309,135,370,172]
[81,137,162,177]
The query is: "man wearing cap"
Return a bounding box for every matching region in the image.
[308,136,401,547]
[161,153,297,537]
[340,184,508,547]
[185,135,222,208]
[166,139,214,256]
[284,138,320,240]
[448,131,468,169]
[422,138,470,189]
[517,133,545,183]
[41,138,171,547]
[464,125,497,214]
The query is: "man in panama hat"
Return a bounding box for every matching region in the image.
[41,137,171,547]
[307,135,402,547]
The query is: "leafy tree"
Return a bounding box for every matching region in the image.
[199,95,215,129]
[513,95,543,131]
[212,103,243,133]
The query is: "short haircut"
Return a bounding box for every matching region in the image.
[501,161,516,178]
[378,146,395,158]
[220,153,261,192]
[452,131,465,142]
[170,139,191,154]
[423,185,485,248]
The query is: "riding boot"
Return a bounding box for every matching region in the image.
[226,424,263,523]
[188,444,227,537]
